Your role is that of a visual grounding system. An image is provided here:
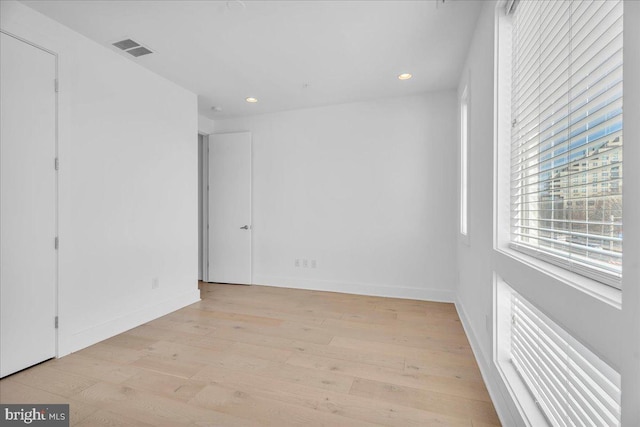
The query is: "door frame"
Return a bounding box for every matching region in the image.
[0,30,59,358]
[199,133,209,282]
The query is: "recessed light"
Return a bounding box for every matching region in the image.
[245,97,258,103]
[211,106,222,112]
[398,73,412,80]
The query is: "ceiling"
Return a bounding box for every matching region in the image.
[22,0,482,119]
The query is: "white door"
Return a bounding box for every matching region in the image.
[0,33,57,378]
[208,132,251,284]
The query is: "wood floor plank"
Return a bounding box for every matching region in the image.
[403,357,484,382]
[0,379,99,425]
[396,309,466,323]
[193,356,355,393]
[189,382,379,427]
[101,333,159,351]
[202,317,335,345]
[123,324,199,343]
[326,315,465,336]
[46,353,140,384]
[198,292,345,320]
[228,341,294,362]
[169,306,285,327]
[193,363,473,427]
[205,325,406,369]
[195,299,329,325]
[320,318,471,350]
[73,381,253,427]
[471,421,503,427]
[77,342,146,364]
[0,282,500,426]
[340,310,398,324]
[145,317,216,336]
[373,300,458,314]
[73,409,156,427]
[286,352,492,402]
[350,377,500,425]
[330,335,477,367]
[192,351,274,372]
[131,354,207,379]
[144,340,226,365]
[9,365,99,398]
[121,370,208,402]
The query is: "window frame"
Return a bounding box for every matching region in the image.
[459,80,470,245]
[494,0,624,294]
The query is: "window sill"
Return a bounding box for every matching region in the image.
[494,356,548,427]
[494,245,621,310]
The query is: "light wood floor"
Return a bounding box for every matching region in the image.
[0,283,500,426]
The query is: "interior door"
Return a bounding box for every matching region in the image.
[0,32,57,378]
[208,132,252,284]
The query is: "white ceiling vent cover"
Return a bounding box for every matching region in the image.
[126,46,153,57]
[111,38,153,57]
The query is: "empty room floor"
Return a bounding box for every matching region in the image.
[0,283,500,426]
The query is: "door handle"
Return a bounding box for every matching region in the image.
[240,225,249,230]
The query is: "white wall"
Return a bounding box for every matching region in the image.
[456,2,640,425]
[198,115,216,134]
[213,93,457,301]
[1,1,200,356]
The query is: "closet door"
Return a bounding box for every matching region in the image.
[0,32,57,377]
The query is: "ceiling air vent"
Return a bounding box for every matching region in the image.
[126,46,153,57]
[111,38,153,57]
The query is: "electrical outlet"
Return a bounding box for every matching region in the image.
[152,277,159,289]
[302,259,308,268]
[311,259,317,268]
[295,259,300,267]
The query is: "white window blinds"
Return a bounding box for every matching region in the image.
[511,292,621,426]
[510,0,624,288]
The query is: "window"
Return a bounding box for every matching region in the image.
[511,290,621,426]
[509,0,623,288]
[495,279,622,427]
[460,86,469,240]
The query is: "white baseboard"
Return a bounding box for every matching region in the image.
[252,275,455,302]
[455,298,523,427]
[58,289,200,357]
